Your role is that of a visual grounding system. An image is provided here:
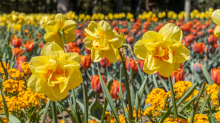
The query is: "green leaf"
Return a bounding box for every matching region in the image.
[0,114,20,123]
[68,99,80,123]
[97,64,120,122]
[58,107,68,123]
[89,95,103,120]
[159,76,169,91]
[117,92,129,122]
[201,64,214,85]
[83,82,88,123]
[153,74,159,88]
[1,93,9,122]
[200,93,211,114]
[41,99,51,123]
[179,96,197,113]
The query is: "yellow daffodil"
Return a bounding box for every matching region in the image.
[211,9,220,37]
[83,20,123,63]
[134,23,190,77]
[44,14,76,48]
[28,42,82,101]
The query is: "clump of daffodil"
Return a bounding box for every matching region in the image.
[44,13,76,48]
[134,23,190,77]
[28,42,82,101]
[83,20,124,63]
[211,9,220,37]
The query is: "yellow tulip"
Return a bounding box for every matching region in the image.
[28,42,82,101]
[83,20,123,63]
[134,23,190,77]
[211,9,220,38]
[44,14,76,48]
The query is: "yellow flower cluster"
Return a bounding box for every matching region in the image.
[190,8,213,19]
[103,111,126,123]
[143,88,167,117]
[3,79,25,94]
[0,62,10,73]
[205,83,219,106]
[164,117,188,123]
[188,114,210,123]
[21,62,30,74]
[0,88,48,112]
[167,81,199,101]
[88,119,99,123]
[126,107,143,119]
[3,68,24,79]
[0,116,7,123]
[214,107,220,122]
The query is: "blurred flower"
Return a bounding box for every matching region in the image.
[99,57,111,68]
[211,67,220,85]
[126,58,138,74]
[207,34,218,44]
[85,47,91,54]
[126,37,134,44]
[204,47,210,55]
[193,42,205,54]
[137,59,144,71]
[91,75,107,94]
[76,39,83,47]
[110,80,125,99]
[83,20,123,63]
[134,23,190,77]
[194,63,202,74]
[164,118,187,123]
[39,42,44,49]
[24,42,35,53]
[28,42,82,101]
[16,55,26,65]
[12,37,22,47]
[171,68,185,82]
[80,55,92,70]
[44,14,76,48]
[188,114,210,123]
[12,48,24,58]
[197,31,204,37]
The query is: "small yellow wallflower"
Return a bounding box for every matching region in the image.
[134,23,190,77]
[28,42,82,101]
[44,13,76,48]
[83,20,123,63]
[188,114,210,123]
[164,117,188,123]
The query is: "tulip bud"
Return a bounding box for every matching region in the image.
[99,57,111,68]
[25,42,35,53]
[80,55,92,70]
[197,31,204,37]
[126,59,138,74]
[126,37,134,44]
[194,63,202,74]
[137,60,144,71]
[76,39,83,47]
[91,75,107,93]
[211,67,220,85]
[12,38,22,47]
[193,42,205,54]
[110,80,125,99]
[207,34,218,44]
[16,55,26,65]
[171,68,185,82]
[39,42,44,49]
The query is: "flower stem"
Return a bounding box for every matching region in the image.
[51,101,58,123]
[122,60,133,120]
[59,30,67,53]
[168,76,178,118]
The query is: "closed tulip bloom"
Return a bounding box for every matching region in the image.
[193,42,205,54]
[171,68,185,82]
[211,9,220,37]
[80,55,92,70]
[126,58,138,73]
[99,57,111,68]
[16,55,27,65]
[204,47,210,55]
[134,23,190,77]
[194,63,203,73]
[44,14,76,48]
[91,75,107,93]
[28,42,82,101]
[25,42,35,53]
[211,67,220,85]
[39,42,44,49]
[137,60,145,71]
[110,80,125,99]
[207,34,218,44]
[83,20,123,63]
[12,38,22,47]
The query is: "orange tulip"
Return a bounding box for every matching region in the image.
[110,80,125,99]
[126,59,138,74]
[193,42,205,54]
[39,42,44,49]
[207,34,218,44]
[99,57,111,68]
[80,55,92,70]
[12,48,24,58]
[126,37,134,44]
[91,75,107,93]
[211,67,220,85]
[16,55,26,65]
[171,68,185,82]
[12,38,22,47]
[137,60,144,71]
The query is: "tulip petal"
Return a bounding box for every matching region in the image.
[211,9,220,26]
[134,40,147,60]
[83,37,93,50]
[88,21,97,33]
[214,25,220,38]
[91,48,105,62]
[105,44,118,63]
[171,42,190,63]
[66,52,81,64]
[68,69,83,90]
[158,62,174,77]
[41,42,64,56]
[158,23,183,42]
[142,31,163,44]
[143,60,157,74]
[29,56,48,77]
[27,74,38,93]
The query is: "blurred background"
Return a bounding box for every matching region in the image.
[0,0,220,16]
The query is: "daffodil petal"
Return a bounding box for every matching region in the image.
[214,25,220,38]
[59,82,68,93]
[142,31,163,44]
[29,56,48,77]
[171,42,190,63]
[66,52,81,64]
[134,40,147,59]
[44,20,58,33]
[27,74,38,93]
[68,69,83,90]
[46,93,58,102]
[211,9,220,26]
[105,45,118,63]
[158,23,182,42]
[108,30,123,49]
[35,78,51,95]
[97,20,112,37]
[88,21,97,33]
[158,62,174,77]
[91,48,105,62]
[49,84,69,100]
[143,61,157,74]
[83,37,93,50]
[174,63,180,71]
[85,29,96,39]
[63,27,76,43]
[63,20,76,30]
[55,14,66,28]
[41,42,64,56]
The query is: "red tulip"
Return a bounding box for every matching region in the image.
[91,75,107,93]
[39,42,44,49]
[193,42,205,54]
[110,80,125,99]
[211,67,220,85]
[126,59,138,74]
[171,68,185,82]
[80,55,92,70]
[137,60,144,71]
[16,55,26,65]
[99,57,111,68]
[207,34,218,44]
[12,38,22,47]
